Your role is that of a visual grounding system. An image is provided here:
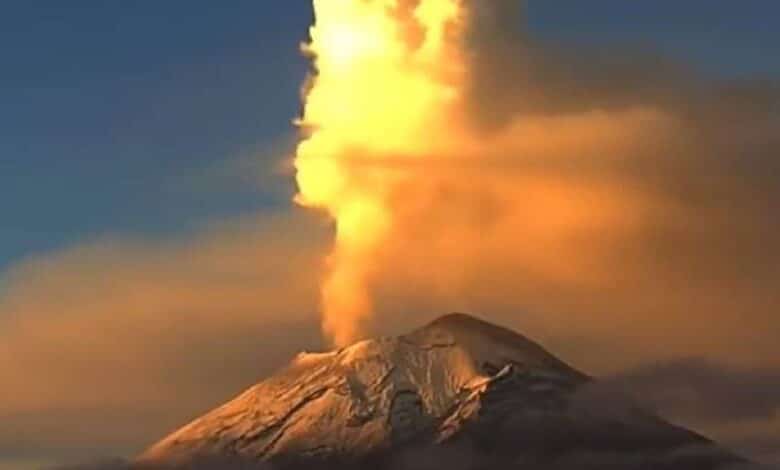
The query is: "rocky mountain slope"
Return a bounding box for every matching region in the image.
[138,314,752,469]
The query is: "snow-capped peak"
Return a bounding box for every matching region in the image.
[139,314,746,470]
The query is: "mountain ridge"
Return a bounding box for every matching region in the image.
[138,313,753,469]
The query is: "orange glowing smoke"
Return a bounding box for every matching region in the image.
[294,0,467,346]
[293,0,668,347]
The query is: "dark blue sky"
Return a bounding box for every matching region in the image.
[2,1,779,270]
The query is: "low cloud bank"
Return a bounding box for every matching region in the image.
[0,213,329,465]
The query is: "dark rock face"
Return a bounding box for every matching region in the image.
[137,314,753,470]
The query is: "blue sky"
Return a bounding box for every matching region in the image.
[2,1,779,270]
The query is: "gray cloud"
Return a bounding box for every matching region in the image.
[600,359,780,466]
[606,359,780,424]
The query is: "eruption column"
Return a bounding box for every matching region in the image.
[294,0,466,346]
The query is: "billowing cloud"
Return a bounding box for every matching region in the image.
[291,0,780,370]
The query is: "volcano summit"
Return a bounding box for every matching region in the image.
[139,314,752,469]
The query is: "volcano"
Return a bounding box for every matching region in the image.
[138,314,752,469]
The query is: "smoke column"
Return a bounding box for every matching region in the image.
[294,0,468,346]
